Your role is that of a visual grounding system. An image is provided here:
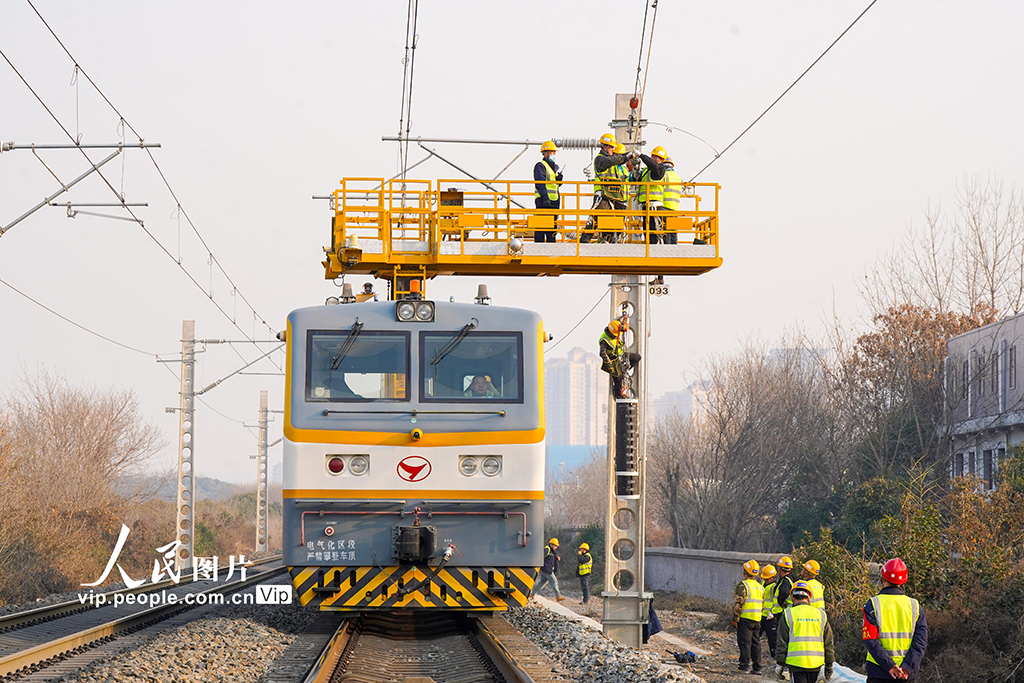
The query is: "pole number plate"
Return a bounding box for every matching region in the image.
[649,285,670,297]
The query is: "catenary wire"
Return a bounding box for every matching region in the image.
[24,0,279,347]
[544,288,610,355]
[689,0,880,181]
[0,275,163,357]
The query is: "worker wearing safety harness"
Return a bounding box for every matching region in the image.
[732,559,765,675]
[635,146,666,243]
[589,132,632,243]
[862,558,927,682]
[533,140,562,243]
[776,581,835,683]
[576,542,593,605]
[598,320,641,399]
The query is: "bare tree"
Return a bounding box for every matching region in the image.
[649,342,830,551]
[865,176,1024,318]
[544,448,606,528]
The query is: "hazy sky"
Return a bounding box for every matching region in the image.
[3,1,1022,483]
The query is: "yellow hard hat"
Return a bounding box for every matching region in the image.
[802,559,820,576]
[549,537,559,547]
[743,559,760,576]
[607,320,622,334]
[579,542,590,551]
[651,145,667,160]
[664,156,674,165]
[541,140,557,152]
[599,132,617,147]
[777,556,794,570]
[614,143,625,154]
[761,565,777,580]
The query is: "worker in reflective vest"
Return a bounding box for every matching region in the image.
[789,559,826,610]
[598,320,641,399]
[533,141,562,243]
[732,560,765,674]
[576,542,593,605]
[863,558,928,681]
[657,158,683,244]
[588,132,632,243]
[776,581,835,683]
[635,145,667,244]
[760,565,780,658]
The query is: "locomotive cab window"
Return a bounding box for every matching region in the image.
[421,331,523,402]
[306,330,410,401]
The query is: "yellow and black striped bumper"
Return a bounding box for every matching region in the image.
[289,565,538,611]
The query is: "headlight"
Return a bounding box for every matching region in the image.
[481,456,502,476]
[396,301,416,321]
[415,302,435,321]
[349,455,369,475]
[459,457,479,476]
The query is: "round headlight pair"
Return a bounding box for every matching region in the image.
[396,301,434,322]
[459,456,501,477]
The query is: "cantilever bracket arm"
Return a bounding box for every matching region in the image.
[0,149,121,237]
[416,141,527,210]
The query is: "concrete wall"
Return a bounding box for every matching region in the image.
[645,547,782,605]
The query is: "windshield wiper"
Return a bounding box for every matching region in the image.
[330,320,364,370]
[430,320,477,366]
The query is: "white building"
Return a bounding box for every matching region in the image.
[945,313,1024,490]
[544,347,606,446]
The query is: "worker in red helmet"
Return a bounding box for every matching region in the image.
[862,558,928,681]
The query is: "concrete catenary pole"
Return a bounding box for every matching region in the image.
[255,390,269,552]
[174,321,197,573]
[601,93,651,648]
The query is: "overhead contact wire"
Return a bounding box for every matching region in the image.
[544,289,610,355]
[25,0,280,350]
[689,0,880,181]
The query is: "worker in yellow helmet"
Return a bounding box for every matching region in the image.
[588,132,633,243]
[576,542,593,605]
[531,537,566,602]
[732,559,765,675]
[598,319,641,399]
[533,141,562,243]
[776,581,835,683]
[795,559,825,609]
[634,145,669,243]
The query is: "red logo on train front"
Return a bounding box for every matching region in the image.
[397,455,432,482]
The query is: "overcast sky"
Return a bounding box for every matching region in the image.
[3,0,1022,484]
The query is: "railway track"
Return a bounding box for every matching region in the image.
[0,557,286,680]
[296,612,571,683]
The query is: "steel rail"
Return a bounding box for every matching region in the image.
[300,615,541,683]
[0,562,286,677]
[0,555,281,632]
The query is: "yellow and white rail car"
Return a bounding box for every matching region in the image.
[282,294,545,611]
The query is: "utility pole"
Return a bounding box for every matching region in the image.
[255,390,269,552]
[174,321,197,573]
[601,94,651,648]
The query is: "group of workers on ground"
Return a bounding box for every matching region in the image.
[529,537,593,605]
[734,556,928,682]
[533,133,691,244]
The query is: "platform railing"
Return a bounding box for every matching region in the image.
[330,178,719,262]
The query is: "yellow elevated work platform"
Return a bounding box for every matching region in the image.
[322,178,722,280]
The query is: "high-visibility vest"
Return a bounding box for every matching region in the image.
[783,604,827,669]
[773,576,792,614]
[661,167,683,210]
[762,581,778,619]
[534,160,559,203]
[578,552,593,576]
[740,579,764,622]
[807,579,825,608]
[866,593,920,667]
[595,152,626,201]
[598,330,623,374]
[636,167,663,204]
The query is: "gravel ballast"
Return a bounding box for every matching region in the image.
[505,602,705,683]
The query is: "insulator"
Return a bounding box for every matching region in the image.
[553,137,598,150]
